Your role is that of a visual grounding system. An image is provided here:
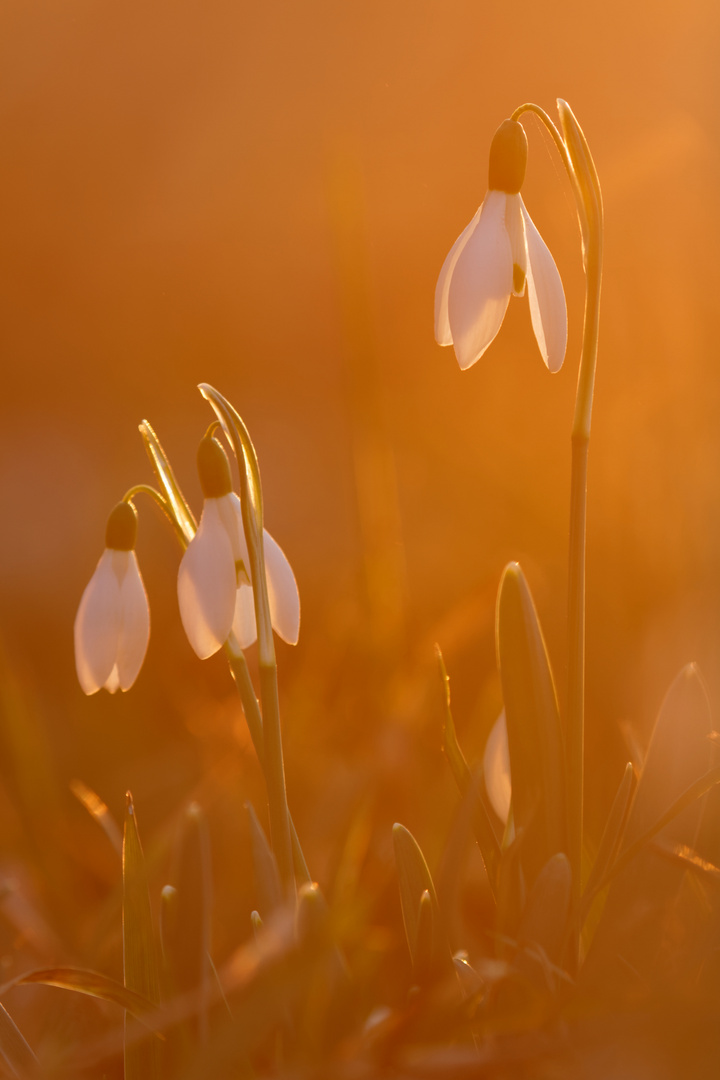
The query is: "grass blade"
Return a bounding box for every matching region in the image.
[123,792,162,1079]
[496,563,566,886]
[70,778,123,856]
[4,968,158,1020]
[581,762,634,913]
[0,1003,36,1078]
[246,803,283,917]
[138,420,196,544]
[517,852,571,970]
[392,823,451,978]
[436,646,501,896]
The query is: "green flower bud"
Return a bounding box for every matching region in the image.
[197,436,233,499]
[488,119,528,195]
[105,501,138,551]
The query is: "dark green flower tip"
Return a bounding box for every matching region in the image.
[105,501,138,551]
[197,436,233,499]
[488,119,528,194]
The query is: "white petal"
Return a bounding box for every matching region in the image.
[219,493,252,583]
[434,205,482,346]
[114,551,150,691]
[263,531,300,645]
[231,584,257,649]
[483,710,512,824]
[178,500,237,658]
[105,665,121,694]
[74,549,121,695]
[522,202,567,372]
[505,193,527,297]
[447,191,513,370]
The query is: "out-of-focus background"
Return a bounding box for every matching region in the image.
[0,0,719,1021]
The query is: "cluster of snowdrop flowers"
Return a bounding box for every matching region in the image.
[74,432,300,695]
[435,118,567,373]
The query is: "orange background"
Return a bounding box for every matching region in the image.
[0,0,719,967]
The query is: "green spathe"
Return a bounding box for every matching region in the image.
[105,501,138,551]
[488,119,527,194]
[197,436,233,499]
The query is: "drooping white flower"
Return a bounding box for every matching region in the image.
[178,436,300,658]
[74,501,150,694]
[435,118,567,373]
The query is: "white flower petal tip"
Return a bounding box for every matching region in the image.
[263,531,300,646]
[74,550,150,695]
[180,493,301,657]
[522,205,568,372]
[483,710,512,824]
[178,500,237,659]
[440,191,513,371]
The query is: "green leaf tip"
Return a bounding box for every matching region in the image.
[496,562,567,886]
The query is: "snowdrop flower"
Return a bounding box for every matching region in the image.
[74,501,150,694]
[178,436,300,658]
[435,118,567,372]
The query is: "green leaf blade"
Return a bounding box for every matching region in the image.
[496,563,567,885]
[123,792,162,1080]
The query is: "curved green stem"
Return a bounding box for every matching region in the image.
[510,103,572,172]
[225,639,311,885]
[198,385,294,900]
[514,102,604,955]
[123,484,190,550]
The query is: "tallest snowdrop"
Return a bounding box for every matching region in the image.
[434,118,567,373]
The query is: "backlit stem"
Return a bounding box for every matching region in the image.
[514,102,603,950]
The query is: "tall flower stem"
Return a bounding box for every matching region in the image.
[140,409,298,898]
[199,385,296,900]
[226,639,311,884]
[567,227,602,932]
[513,102,603,939]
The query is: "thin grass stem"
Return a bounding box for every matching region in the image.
[226,640,310,885]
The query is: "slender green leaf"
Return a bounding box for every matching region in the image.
[496,564,566,885]
[436,645,501,895]
[4,968,158,1021]
[246,803,282,917]
[226,644,311,885]
[71,777,122,856]
[392,824,451,977]
[296,882,330,950]
[413,890,435,986]
[0,1002,36,1078]
[582,665,716,985]
[123,792,162,1080]
[581,763,634,912]
[495,826,527,952]
[517,853,571,970]
[589,763,720,900]
[167,804,212,1042]
[623,664,713,850]
[138,420,196,544]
